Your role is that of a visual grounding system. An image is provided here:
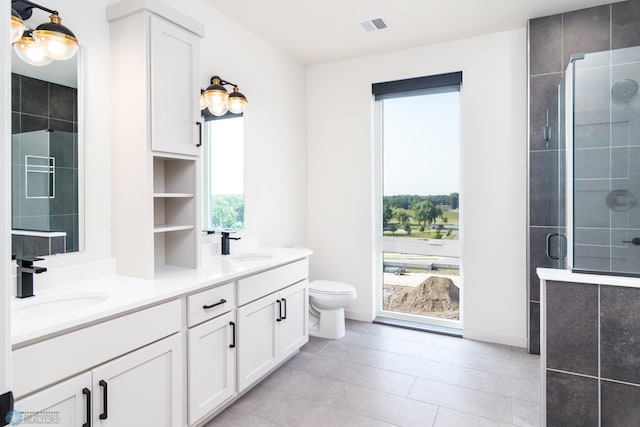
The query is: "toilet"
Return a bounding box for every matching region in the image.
[308,280,357,339]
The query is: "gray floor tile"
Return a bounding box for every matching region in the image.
[434,334,513,360]
[319,340,399,369]
[249,389,398,427]
[327,380,438,427]
[453,351,540,380]
[369,323,438,345]
[433,407,514,427]
[324,358,416,396]
[510,347,542,363]
[345,319,374,334]
[283,350,335,377]
[391,355,480,389]
[409,378,514,423]
[260,366,342,403]
[204,407,278,427]
[231,382,276,413]
[477,371,541,403]
[300,336,330,354]
[512,399,541,427]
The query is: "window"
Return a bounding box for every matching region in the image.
[374,72,462,328]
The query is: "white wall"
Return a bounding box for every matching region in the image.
[173,0,308,249]
[306,28,528,347]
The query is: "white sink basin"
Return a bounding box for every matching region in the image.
[12,292,110,321]
[225,253,275,263]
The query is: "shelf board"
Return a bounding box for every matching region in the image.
[153,192,194,198]
[153,224,195,233]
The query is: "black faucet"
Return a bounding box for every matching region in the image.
[16,258,47,298]
[221,231,241,255]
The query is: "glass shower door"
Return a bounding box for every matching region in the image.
[570,46,640,276]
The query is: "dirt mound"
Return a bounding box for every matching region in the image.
[385,276,459,319]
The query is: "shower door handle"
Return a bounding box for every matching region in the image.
[622,237,640,246]
[546,233,560,260]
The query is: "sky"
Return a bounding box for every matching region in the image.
[207,116,244,195]
[382,90,460,196]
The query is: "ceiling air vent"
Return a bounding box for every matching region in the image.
[358,17,388,32]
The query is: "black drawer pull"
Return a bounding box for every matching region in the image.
[281,298,287,320]
[203,299,227,309]
[229,321,236,348]
[276,299,282,322]
[99,380,108,420]
[196,121,202,147]
[82,388,91,427]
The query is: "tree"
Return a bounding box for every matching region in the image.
[443,216,448,224]
[394,208,411,225]
[414,201,433,226]
[426,204,439,224]
[404,221,412,235]
[434,229,443,239]
[389,223,398,235]
[450,193,459,210]
[419,225,425,232]
[383,203,393,228]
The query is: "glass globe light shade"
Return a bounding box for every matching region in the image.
[208,103,228,117]
[32,14,79,61]
[14,31,54,67]
[227,88,248,114]
[11,9,25,44]
[199,91,208,110]
[204,77,229,109]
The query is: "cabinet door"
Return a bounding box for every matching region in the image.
[92,334,182,427]
[150,15,200,156]
[237,293,280,392]
[188,311,236,425]
[279,280,309,359]
[14,372,92,427]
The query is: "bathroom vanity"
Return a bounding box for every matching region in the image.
[11,248,311,427]
[537,268,640,426]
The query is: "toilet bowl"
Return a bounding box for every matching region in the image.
[308,280,357,339]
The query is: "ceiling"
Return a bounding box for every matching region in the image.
[204,0,622,65]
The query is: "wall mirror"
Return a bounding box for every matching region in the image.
[10,49,83,258]
[202,113,245,231]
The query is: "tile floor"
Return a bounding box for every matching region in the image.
[206,320,541,427]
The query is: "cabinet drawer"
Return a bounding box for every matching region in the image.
[187,282,235,327]
[13,300,181,398]
[237,259,309,306]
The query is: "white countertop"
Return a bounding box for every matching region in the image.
[537,268,640,289]
[11,247,312,347]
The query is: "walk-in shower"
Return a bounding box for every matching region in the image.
[557,46,640,277]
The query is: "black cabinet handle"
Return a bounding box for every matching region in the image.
[99,380,108,420]
[196,121,202,147]
[546,233,560,260]
[203,299,227,310]
[281,298,287,320]
[229,321,236,348]
[82,388,91,427]
[276,299,282,322]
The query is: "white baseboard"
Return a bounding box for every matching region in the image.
[344,311,374,323]
[463,328,528,348]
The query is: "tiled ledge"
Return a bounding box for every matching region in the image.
[537,268,640,289]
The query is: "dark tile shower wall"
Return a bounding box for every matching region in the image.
[11,73,79,255]
[528,0,640,354]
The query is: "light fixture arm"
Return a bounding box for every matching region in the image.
[210,75,238,89]
[12,0,58,20]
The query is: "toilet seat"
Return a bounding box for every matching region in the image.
[309,280,355,295]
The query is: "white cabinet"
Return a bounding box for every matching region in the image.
[237,279,309,392]
[92,334,182,427]
[14,334,182,427]
[108,1,204,278]
[187,311,236,425]
[14,373,92,427]
[149,15,201,156]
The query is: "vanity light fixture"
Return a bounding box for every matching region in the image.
[202,76,248,116]
[10,0,79,64]
[14,29,53,66]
